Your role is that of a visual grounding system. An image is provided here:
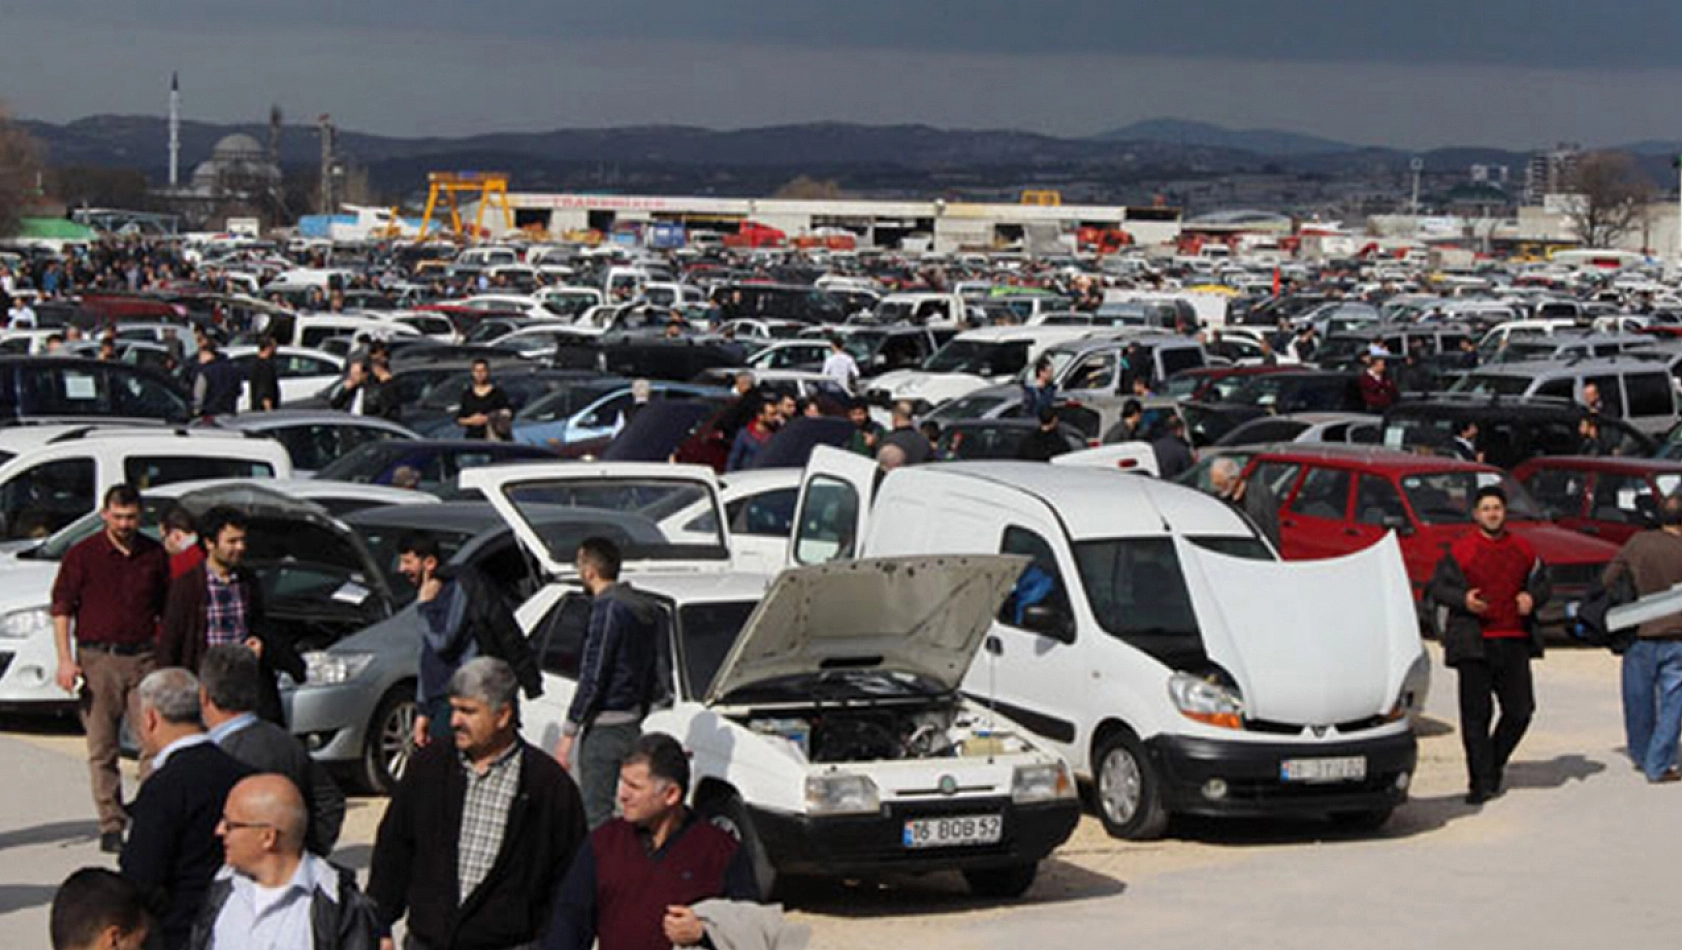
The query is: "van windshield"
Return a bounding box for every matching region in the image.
[1072,537,1207,670]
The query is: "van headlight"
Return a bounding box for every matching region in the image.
[0,606,51,640]
[804,773,880,815]
[302,651,375,687]
[1386,653,1432,723]
[1011,763,1075,803]
[1168,671,1245,729]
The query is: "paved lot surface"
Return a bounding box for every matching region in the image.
[2,643,1677,948]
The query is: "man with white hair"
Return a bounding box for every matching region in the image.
[1206,456,1282,551]
[369,657,587,950]
[188,775,380,950]
[120,668,252,950]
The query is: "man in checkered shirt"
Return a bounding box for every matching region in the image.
[370,657,588,950]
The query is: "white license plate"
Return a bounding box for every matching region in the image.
[1280,756,1366,783]
[903,813,1003,849]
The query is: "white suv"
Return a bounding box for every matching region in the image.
[0,426,292,544]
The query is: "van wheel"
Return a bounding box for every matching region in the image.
[1330,806,1394,832]
[360,687,418,795]
[697,790,779,899]
[962,863,1038,899]
[1092,729,1169,840]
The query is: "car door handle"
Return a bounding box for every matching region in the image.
[1281,518,1297,528]
[984,635,1003,656]
[1343,528,1363,537]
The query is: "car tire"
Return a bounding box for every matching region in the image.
[1091,728,1169,840]
[359,686,418,795]
[1330,806,1395,832]
[962,863,1038,899]
[696,788,779,899]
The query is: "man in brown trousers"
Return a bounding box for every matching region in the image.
[51,484,171,853]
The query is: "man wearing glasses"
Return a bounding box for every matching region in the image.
[187,775,380,950]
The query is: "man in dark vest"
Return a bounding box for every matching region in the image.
[544,733,758,950]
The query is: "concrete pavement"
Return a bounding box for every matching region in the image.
[2,645,1678,949]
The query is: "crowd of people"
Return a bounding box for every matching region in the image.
[45,485,798,950]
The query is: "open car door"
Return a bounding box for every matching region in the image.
[788,444,881,568]
[460,461,733,578]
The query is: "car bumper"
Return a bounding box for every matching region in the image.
[283,683,375,763]
[0,637,77,711]
[749,797,1080,876]
[1146,730,1417,818]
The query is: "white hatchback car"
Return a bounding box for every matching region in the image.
[461,464,1082,898]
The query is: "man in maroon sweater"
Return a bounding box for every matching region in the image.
[1428,485,1551,804]
[545,733,758,950]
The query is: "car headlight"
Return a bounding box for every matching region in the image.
[1011,763,1075,803]
[0,606,51,640]
[1168,671,1245,729]
[302,651,376,687]
[804,773,880,816]
[1386,652,1432,723]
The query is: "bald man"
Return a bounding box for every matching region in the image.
[187,776,379,950]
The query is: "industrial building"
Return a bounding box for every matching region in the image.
[467,191,1184,253]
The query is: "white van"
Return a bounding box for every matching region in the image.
[788,448,1427,839]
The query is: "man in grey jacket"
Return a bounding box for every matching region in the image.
[200,645,345,856]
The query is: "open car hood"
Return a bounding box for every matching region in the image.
[1177,532,1422,725]
[173,483,393,606]
[704,555,1025,705]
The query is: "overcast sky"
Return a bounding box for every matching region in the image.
[4,0,1681,149]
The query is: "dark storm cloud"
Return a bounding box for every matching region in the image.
[2,1,1680,148]
[16,0,1682,70]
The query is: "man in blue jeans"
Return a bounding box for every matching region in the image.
[1604,492,1682,783]
[555,537,659,828]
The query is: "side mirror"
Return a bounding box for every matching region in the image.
[1381,514,1414,536]
[1021,603,1075,643]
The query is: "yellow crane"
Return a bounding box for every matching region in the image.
[417,171,514,242]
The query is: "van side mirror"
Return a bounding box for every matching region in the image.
[1021,603,1075,643]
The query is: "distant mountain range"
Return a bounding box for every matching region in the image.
[17,114,1675,204]
[1093,118,1363,157]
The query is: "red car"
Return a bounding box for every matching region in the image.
[1197,445,1619,630]
[1512,456,1682,545]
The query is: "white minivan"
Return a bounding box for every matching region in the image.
[788,447,1428,838]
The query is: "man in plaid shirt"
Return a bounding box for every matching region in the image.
[370,658,587,950]
[161,506,304,726]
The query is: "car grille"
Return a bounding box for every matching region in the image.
[1551,562,1607,589]
[1244,715,1389,736]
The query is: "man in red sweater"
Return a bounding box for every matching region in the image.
[1428,485,1551,804]
[545,733,759,950]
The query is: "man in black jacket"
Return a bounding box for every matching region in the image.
[555,538,659,829]
[188,775,379,950]
[369,657,587,950]
[200,644,345,856]
[120,668,252,950]
[247,336,281,412]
